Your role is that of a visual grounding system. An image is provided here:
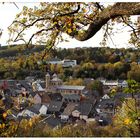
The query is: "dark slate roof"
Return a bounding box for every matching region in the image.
[48,93,62,101]
[27,104,42,114]
[114,93,132,100]
[92,90,100,97]
[75,102,93,116]
[48,101,63,112]
[17,115,31,121]
[118,80,126,83]
[18,80,32,90]
[44,115,61,128]
[114,92,140,100]
[29,91,36,97]
[63,94,80,100]
[96,99,114,109]
[40,82,46,89]
[25,76,35,82]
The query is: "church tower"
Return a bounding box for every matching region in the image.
[46,73,50,90]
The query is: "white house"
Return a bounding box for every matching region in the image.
[62,59,77,68]
[102,94,110,100]
[17,104,48,117]
[118,80,128,88]
[72,110,80,118]
[39,105,48,115]
[103,80,118,87]
[17,109,38,118]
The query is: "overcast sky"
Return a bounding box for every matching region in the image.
[0,2,138,48]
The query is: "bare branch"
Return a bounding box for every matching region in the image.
[121,16,139,39]
[27,27,55,46]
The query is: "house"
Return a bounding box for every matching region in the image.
[95,99,115,115]
[41,93,51,104]
[43,115,61,129]
[97,77,106,84]
[18,80,33,91]
[25,76,35,83]
[60,103,77,122]
[118,80,128,88]
[45,73,86,97]
[45,58,77,68]
[32,80,45,92]
[62,59,77,68]
[113,92,139,107]
[103,80,118,87]
[33,93,42,104]
[47,101,63,115]
[48,93,63,101]
[102,94,110,100]
[17,104,48,117]
[57,85,85,95]
[62,94,81,103]
[72,102,93,121]
[96,114,112,126]
[30,91,51,104]
[39,104,48,115]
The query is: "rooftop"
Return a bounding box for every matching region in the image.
[75,102,93,116]
[48,101,63,112]
[57,85,85,90]
[62,103,77,116]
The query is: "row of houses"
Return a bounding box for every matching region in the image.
[38,58,77,68]
[0,74,139,129]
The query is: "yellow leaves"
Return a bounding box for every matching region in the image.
[21,18,27,23]
[0,123,5,129]
[124,118,132,125]
[29,119,33,127]
[68,23,72,27]
[2,112,7,119]
[82,8,87,13]
[67,29,72,34]
[53,22,58,25]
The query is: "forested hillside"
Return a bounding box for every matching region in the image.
[0,45,139,81]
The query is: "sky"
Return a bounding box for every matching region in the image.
[0,1,138,49]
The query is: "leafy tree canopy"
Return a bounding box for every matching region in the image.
[8,2,140,53]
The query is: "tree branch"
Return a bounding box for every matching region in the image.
[73,3,140,41]
[27,27,54,46]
